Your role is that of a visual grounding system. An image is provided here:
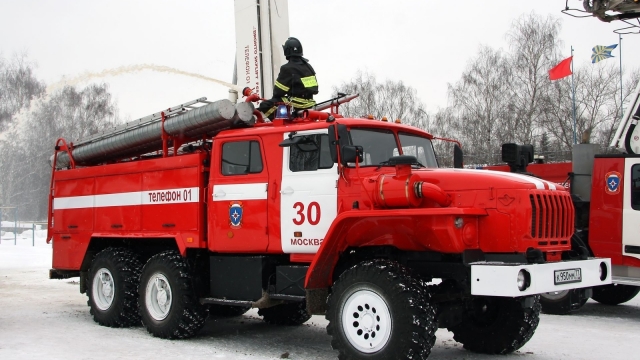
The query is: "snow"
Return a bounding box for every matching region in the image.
[0,222,48,249]
[1,237,640,359]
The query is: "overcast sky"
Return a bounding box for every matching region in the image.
[2,0,639,121]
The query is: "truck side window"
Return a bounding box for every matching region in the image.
[632,164,640,211]
[289,134,333,172]
[221,141,263,175]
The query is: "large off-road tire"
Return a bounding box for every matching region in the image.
[592,284,640,305]
[139,250,207,339]
[540,289,589,315]
[448,295,541,354]
[326,259,437,360]
[258,301,311,325]
[86,247,142,327]
[208,304,250,318]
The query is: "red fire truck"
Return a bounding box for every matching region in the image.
[43,1,626,358]
[484,79,640,315]
[47,87,611,358]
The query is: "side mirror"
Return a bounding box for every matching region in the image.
[453,144,463,168]
[341,145,363,164]
[329,123,350,164]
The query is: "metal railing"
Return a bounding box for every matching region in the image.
[0,206,17,245]
[0,207,47,246]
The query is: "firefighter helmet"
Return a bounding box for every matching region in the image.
[283,37,303,58]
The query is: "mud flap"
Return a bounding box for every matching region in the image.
[306,288,328,315]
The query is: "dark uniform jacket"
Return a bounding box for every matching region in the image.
[259,57,319,118]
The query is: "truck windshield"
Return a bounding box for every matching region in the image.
[349,128,437,167]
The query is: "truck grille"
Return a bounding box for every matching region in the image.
[529,191,574,240]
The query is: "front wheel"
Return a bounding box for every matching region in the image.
[592,284,640,305]
[139,251,207,339]
[540,289,589,315]
[326,260,437,360]
[448,296,541,354]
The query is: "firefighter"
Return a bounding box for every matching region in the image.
[258,37,319,119]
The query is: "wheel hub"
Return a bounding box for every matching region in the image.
[102,283,112,297]
[92,268,115,311]
[156,288,168,306]
[341,289,392,354]
[145,273,172,321]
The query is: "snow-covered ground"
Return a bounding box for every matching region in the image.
[1,238,639,360]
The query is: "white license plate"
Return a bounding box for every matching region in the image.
[554,268,582,285]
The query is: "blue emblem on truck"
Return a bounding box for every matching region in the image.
[605,171,621,195]
[229,201,243,228]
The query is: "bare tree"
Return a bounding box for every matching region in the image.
[447,45,513,165]
[506,13,562,145]
[440,12,638,163]
[1,84,118,220]
[593,68,640,148]
[333,71,430,130]
[0,53,46,131]
[539,62,637,152]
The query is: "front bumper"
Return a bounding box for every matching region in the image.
[470,258,611,297]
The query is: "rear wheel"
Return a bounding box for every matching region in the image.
[540,289,589,315]
[448,295,540,354]
[258,301,310,325]
[139,251,207,339]
[592,284,640,305]
[326,260,437,360]
[86,247,142,327]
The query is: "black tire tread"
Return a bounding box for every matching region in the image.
[139,250,207,339]
[326,259,437,360]
[86,247,142,328]
[592,284,640,305]
[449,296,541,354]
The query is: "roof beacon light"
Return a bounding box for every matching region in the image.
[276,104,290,119]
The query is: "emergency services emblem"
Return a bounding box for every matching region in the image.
[605,171,621,195]
[229,201,243,228]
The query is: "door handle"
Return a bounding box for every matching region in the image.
[213,190,226,198]
[280,187,294,195]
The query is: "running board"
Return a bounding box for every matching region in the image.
[200,298,252,307]
[199,294,305,307]
[269,294,305,301]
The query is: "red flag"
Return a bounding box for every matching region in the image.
[549,56,573,80]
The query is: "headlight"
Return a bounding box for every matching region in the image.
[599,262,608,281]
[517,269,531,291]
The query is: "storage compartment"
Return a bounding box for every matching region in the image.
[275,265,308,296]
[209,256,273,301]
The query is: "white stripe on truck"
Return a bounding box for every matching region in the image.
[53,187,199,210]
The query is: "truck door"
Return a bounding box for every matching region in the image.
[623,159,640,260]
[209,137,269,252]
[280,130,338,254]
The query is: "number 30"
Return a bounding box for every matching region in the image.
[293,201,321,225]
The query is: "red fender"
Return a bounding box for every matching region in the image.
[304,207,487,289]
